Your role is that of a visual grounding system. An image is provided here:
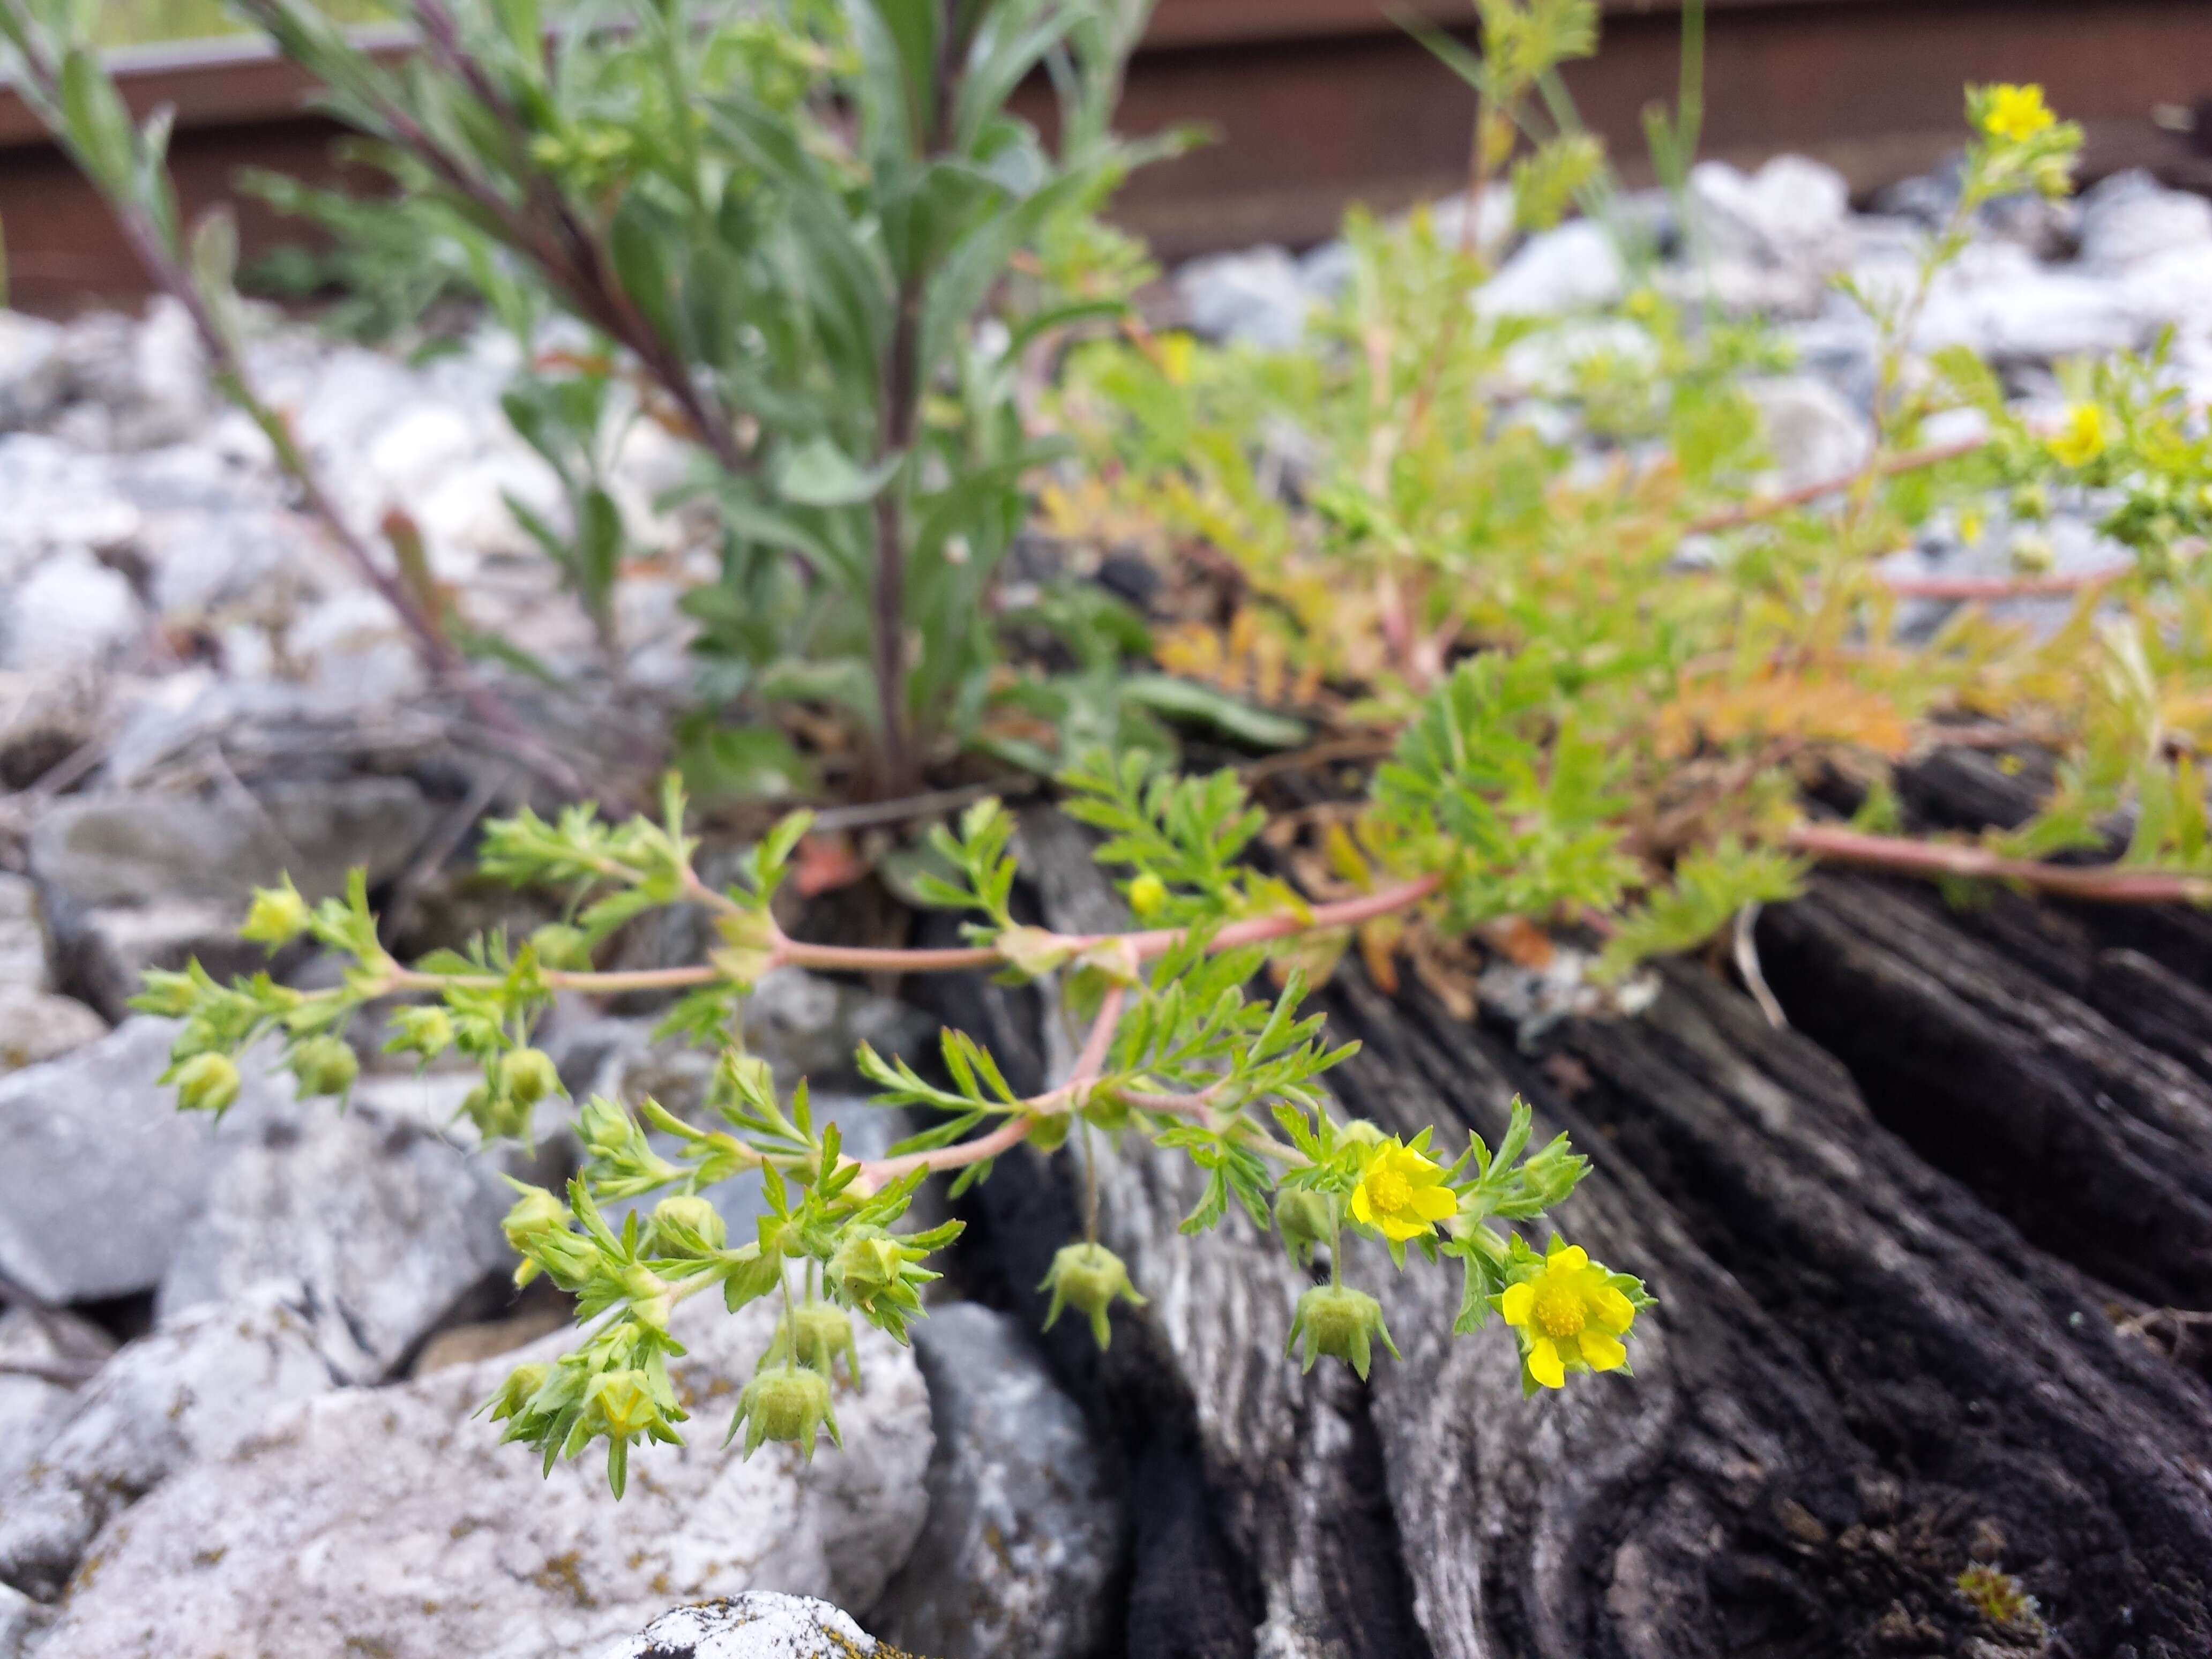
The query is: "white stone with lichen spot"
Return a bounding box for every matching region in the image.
[599,1593,881,1658]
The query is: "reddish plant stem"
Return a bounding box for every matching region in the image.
[764,873,1446,974]
[852,978,1130,1192]
[1883,569,2123,600]
[1787,823,2212,906]
[1687,435,1990,536]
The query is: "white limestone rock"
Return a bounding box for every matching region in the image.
[870,1304,1121,1659]
[28,1291,932,1659]
[0,1019,293,1304]
[154,1092,517,1382]
[1745,376,1874,494]
[0,1309,115,1496]
[1,552,142,675]
[0,991,110,1074]
[600,1594,884,1659]
[0,1284,337,1601]
[1476,220,1627,319]
[1176,245,1314,351]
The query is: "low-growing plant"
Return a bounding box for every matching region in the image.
[1053,70,2212,993]
[141,713,1658,1490]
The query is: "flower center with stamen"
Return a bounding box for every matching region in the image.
[1366,1169,1412,1213]
[1531,1281,1586,1339]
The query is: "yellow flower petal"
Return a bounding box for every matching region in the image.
[1379,1213,1426,1242]
[1587,1284,1636,1334]
[1499,1282,1535,1327]
[1550,1245,1588,1273]
[1411,1184,1458,1222]
[1527,1336,1566,1389]
[1348,1185,1376,1228]
[1579,1329,1627,1372]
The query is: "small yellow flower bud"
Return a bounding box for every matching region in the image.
[288,1035,358,1099]
[497,1047,561,1108]
[240,880,312,947]
[649,1195,727,1257]
[1039,1242,1147,1351]
[1273,1187,1337,1268]
[171,1051,241,1116]
[1286,1283,1399,1381]
[1127,872,1169,919]
[729,1361,840,1461]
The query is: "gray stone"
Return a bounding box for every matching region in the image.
[0,1309,114,1496]
[1176,246,1313,351]
[1914,256,2141,364]
[870,1304,1120,1659]
[57,898,258,1026]
[0,1018,294,1304]
[1476,220,1627,319]
[28,1290,932,1658]
[1685,156,1851,315]
[1745,376,1873,494]
[601,1595,886,1659]
[0,1582,49,1659]
[0,1284,337,1601]
[0,992,110,1074]
[0,314,64,434]
[0,437,139,586]
[0,876,54,993]
[2078,169,2212,270]
[1,553,141,675]
[29,775,431,913]
[154,1093,517,1382]
[0,670,97,793]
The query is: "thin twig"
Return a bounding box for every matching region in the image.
[850,975,1130,1193]
[1686,435,1991,537]
[1787,823,2212,906]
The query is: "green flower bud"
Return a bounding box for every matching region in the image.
[134,970,199,1018]
[483,1362,549,1424]
[529,924,593,971]
[1273,1187,1338,1268]
[386,1006,454,1059]
[649,1195,727,1257]
[287,1034,358,1099]
[171,1050,241,1116]
[829,1229,904,1308]
[766,1303,861,1384]
[497,1047,561,1109]
[502,1185,569,1249]
[1339,1119,1388,1148]
[240,880,312,947]
[728,1361,840,1461]
[1286,1283,1400,1381]
[463,1084,533,1142]
[1039,1242,1147,1351]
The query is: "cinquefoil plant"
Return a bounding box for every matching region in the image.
[141,689,1654,1493]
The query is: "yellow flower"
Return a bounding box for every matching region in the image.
[2046,402,2108,468]
[1982,84,2055,145]
[1348,1139,1458,1243]
[1127,872,1169,918]
[1498,1238,1637,1389]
